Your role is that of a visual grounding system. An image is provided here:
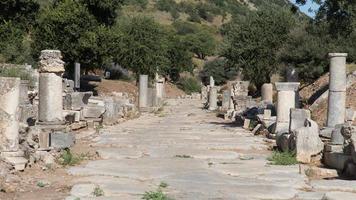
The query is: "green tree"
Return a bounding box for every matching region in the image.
[165,34,195,82]
[112,16,169,78]
[80,0,124,26]
[32,0,111,70]
[222,8,295,88]
[0,0,40,29]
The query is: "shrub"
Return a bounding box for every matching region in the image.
[177,77,201,94]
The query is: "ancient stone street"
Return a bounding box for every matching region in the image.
[65,99,354,200]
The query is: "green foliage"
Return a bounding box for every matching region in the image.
[173,21,217,59]
[112,16,169,78]
[267,150,298,165]
[92,186,104,197]
[0,66,33,82]
[164,33,195,82]
[58,149,84,166]
[0,0,40,29]
[200,58,237,86]
[0,21,33,64]
[123,0,148,9]
[142,183,171,200]
[222,7,295,88]
[177,77,201,95]
[80,0,124,26]
[32,0,112,71]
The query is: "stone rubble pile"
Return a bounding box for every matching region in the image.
[0,50,138,172]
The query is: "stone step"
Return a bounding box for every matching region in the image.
[3,156,28,171]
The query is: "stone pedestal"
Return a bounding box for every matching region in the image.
[209,87,217,111]
[274,82,300,134]
[139,75,148,108]
[74,62,80,91]
[222,90,231,110]
[0,77,20,152]
[19,80,30,105]
[155,76,165,106]
[261,83,273,103]
[39,73,63,122]
[327,53,347,129]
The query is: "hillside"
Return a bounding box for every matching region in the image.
[120,0,294,28]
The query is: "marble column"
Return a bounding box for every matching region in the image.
[261,83,273,103]
[38,73,64,122]
[327,53,347,144]
[0,77,20,152]
[74,62,80,91]
[38,50,65,123]
[139,75,148,108]
[274,82,300,134]
[209,86,217,111]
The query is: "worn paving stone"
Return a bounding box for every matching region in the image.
[311,179,356,193]
[67,99,356,199]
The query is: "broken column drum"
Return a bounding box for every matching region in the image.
[274,82,300,134]
[139,75,148,108]
[261,83,273,103]
[0,77,20,152]
[38,50,65,122]
[209,86,217,111]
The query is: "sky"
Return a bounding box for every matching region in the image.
[289,0,320,17]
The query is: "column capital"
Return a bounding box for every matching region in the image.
[275,82,300,92]
[328,53,348,58]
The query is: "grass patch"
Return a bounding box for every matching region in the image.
[57,149,90,166]
[36,181,47,188]
[142,183,172,200]
[267,150,298,165]
[92,185,104,197]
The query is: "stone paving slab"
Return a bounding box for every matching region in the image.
[67,99,356,199]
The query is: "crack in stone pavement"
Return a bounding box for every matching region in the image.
[66,99,355,200]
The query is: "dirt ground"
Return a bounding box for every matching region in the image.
[311,82,356,127]
[0,130,99,200]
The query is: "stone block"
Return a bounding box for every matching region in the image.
[263,109,272,119]
[3,156,27,171]
[289,109,311,132]
[243,119,250,130]
[50,132,75,149]
[290,119,324,163]
[252,124,263,135]
[64,92,92,111]
[63,110,81,122]
[39,131,50,149]
[320,127,333,138]
[82,105,105,118]
[324,152,351,170]
[346,108,355,122]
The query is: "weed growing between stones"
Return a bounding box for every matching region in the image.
[92,186,104,197]
[57,149,86,166]
[36,181,47,188]
[267,150,298,165]
[142,182,171,200]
